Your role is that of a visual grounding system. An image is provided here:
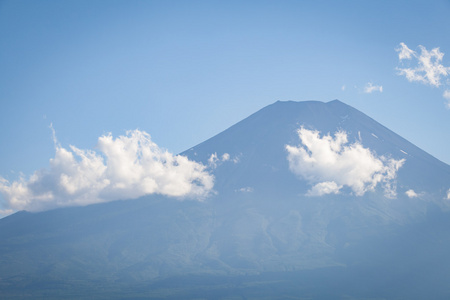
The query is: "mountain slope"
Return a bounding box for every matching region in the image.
[184,100,450,196]
[1,100,450,299]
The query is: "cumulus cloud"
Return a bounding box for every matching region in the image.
[306,181,342,197]
[0,130,214,212]
[395,42,450,87]
[286,127,405,197]
[405,189,418,198]
[364,82,383,93]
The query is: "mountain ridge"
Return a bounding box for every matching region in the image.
[1,99,450,299]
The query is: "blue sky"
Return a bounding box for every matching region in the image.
[1,0,450,214]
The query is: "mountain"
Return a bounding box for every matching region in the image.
[185,100,449,196]
[1,100,450,299]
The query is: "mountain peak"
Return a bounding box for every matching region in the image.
[187,99,450,197]
[1,99,450,298]
[327,99,344,104]
[273,99,345,105]
[270,99,350,115]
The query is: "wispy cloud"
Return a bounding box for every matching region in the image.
[443,90,450,109]
[286,127,404,197]
[0,130,214,212]
[396,42,415,60]
[207,152,238,168]
[236,187,254,193]
[395,42,450,87]
[0,208,14,218]
[364,82,383,93]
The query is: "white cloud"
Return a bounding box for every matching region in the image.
[236,187,254,193]
[405,189,418,198]
[396,42,415,60]
[0,130,214,212]
[364,82,383,93]
[447,189,450,200]
[306,181,342,197]
[443,90,450,109]
[395,43,450,87]
[208,152,238,168]
[341,85,346,91]
[208,153,219,168]
[286,127,405,197]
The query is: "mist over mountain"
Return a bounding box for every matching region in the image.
[1,100,450,299]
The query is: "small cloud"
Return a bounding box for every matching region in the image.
[396,42,415,60]
[208,152,238,168]
[49,123,58,146]
[231,155,240,163]
[443,90,450,109]
[286,127,405,197]
[0,130,214,213]
[405,189,418,198]
[364,82,383,93]
[395,43,450,87]
[447,189,450,200]
[341,85,346,91]
[306,181,342,197]
[208,153,219,168]
[236,187,253,193]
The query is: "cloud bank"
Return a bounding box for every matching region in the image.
[395,42,450,87]
[0,130,214,212]
[286,127,404,197]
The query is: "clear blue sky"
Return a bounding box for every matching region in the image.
[1,0,450,182]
